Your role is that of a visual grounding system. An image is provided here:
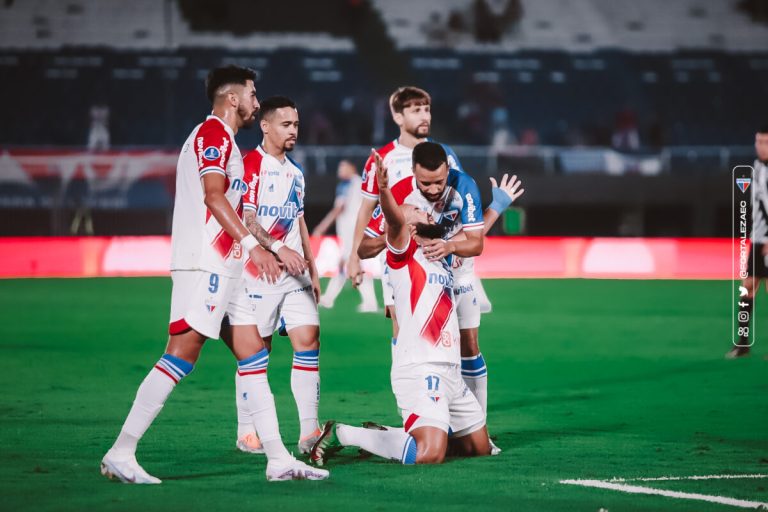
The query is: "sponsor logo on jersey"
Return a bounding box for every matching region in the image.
[465,193,476,223]
[454,284,474,295]
[203,146,221,161]
[428,272,454,287]
[230,178,247,193]
[257,203,300,219]
[737,177,751,193]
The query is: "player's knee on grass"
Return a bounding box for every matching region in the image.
[451,425,491,457]
[411,427,448,464]
[459,328,480,357]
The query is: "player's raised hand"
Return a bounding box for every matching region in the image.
[275,246,307,276]
[422,238,452,261]
[489,173,524,213]
[372,149,389,190]
[249,246,282,284]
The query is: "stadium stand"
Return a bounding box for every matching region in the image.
[370,0,768,51]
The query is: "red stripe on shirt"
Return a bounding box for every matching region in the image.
[420,287,453,346]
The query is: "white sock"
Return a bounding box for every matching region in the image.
[461,353,488,415]
[359,274,378,308]
[321,274,345,306]
[235,372,256,438]
[336,424,417,464]
[237,350,292,461]
[112,354,194,457]
[291,350,320,438]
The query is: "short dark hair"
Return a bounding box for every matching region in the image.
[758,125,768,135]
[258,96,297,120]
[205,65,257,103]
[390,86,431,114]
[412,141,447,171]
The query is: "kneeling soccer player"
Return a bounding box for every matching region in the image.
[311,145,490,465]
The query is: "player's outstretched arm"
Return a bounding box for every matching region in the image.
[482,173,525,235]
[312,197,344,237]
[347,196,378,287]
[202,172,281,282]
[358,234,387,259]
[299,217,321,302]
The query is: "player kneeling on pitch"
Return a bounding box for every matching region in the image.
[311,147,490,466]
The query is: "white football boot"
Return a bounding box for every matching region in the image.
[101,449,161,484]
[266,457,329,481]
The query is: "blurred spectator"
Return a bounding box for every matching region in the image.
[611,108,641,151]
[87,104,110,151]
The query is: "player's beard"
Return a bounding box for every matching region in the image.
[414,222,448,239]
[406,123,430,139]
[239,104,257,129]
[283,139,296,152]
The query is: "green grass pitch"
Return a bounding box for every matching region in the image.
[0,277,766,511]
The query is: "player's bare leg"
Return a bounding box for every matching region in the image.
[102,330,205,484]
[409,426,449,464]
[728,276,760,358]
[448,425,491,457]
[287,325,322,453]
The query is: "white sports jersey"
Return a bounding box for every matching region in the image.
[387,237,460,367]
[336,174,363,255]
[360,138,465,200]
[366,168,484,281]
[241,145,309,293]
[170,115,246,277]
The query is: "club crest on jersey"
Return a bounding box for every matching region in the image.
[203,146,221,161]
[736,178,751,193]
[441,210,458,223]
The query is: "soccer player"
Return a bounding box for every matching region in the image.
[728,125,768,358]
[311,143,490,466]
[226,96,325,455]
[346,86,471,334]
[100,68,328,483]
[358,145,523,454]
[312,160,378,311]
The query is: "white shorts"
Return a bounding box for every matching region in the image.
[227,280,319,337]
[169,270,238,340]
[391,362,485,437]
[454,280,481,330]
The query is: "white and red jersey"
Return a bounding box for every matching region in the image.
[170,115,246,277]
[387,237,460,367]
[241,145,309,293]
[365,168,484,281]
[360,138,465,200]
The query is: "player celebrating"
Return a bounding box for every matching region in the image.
[311,143,490,466]
[226,96,325,455]
[728,125,768,358]
[358,143,523,454]
[312,160,378,311]
[101,68,328,483]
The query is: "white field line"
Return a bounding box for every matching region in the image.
[560,479,768,509]
[608,474,768,483]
